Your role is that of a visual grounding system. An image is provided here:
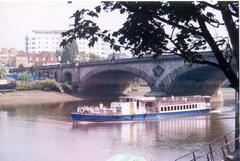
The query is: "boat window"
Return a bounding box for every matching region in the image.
[146,102,153,107]
[137,101,139,109]
[174,106,176,110]
[164,107,167,111]
[177,106,180,110]
[161,107,163,111]
[186,105,189,109]
[181,106,184,110]
[170,106,173,111]
[195,104,197,108]
[167,107,170,111]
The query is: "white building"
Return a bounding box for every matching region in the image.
[25,30,63,53]
[25,30,131,59]
[77,39,114,59]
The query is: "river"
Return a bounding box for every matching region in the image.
[0,95,236,161]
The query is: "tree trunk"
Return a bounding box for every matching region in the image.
[219,2,239,68]
[235,90,239,150]
[198,17,239,91]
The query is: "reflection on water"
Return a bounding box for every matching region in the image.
[0,110,8,118]
[0,100,235,161]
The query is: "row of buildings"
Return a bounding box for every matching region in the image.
[0,30,131,68]
[25,30,118,59]
[0,48,58,68]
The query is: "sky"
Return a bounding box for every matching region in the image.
[0,0,126,50]
[0,0,229,51]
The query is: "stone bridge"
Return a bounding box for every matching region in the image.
[11,52,227,96]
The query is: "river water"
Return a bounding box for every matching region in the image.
[0,97,236,161]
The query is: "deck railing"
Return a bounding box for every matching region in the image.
[175,129,239,161]
[156,96,210,105]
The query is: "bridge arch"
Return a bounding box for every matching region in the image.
[166,66,227,96]
[159,64,203,90]
[80,66,155,93]
[63,71,72,83]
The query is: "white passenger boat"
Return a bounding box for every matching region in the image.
[70,95,211,123]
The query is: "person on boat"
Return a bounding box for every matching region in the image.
[99,103,103,112]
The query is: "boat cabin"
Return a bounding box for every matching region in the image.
[110,96,156,115]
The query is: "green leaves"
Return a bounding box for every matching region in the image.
[0,65,6,77]
[95,6,101,13]
[61,1,238,68]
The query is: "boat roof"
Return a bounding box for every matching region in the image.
[119,96,156,101]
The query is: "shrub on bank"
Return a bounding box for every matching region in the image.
[16,79,61,92]
[61,82,73,93]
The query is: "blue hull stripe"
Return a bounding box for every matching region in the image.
[70,109,210,122]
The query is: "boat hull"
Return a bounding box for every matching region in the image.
[70,109,210,122]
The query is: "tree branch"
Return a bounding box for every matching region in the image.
[198,16,239,90]
[153,14,204,37]
[201,2,238,17]
[167,37,221,68]
[201,2,220,10]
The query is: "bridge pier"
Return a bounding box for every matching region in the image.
[210,89,224,111]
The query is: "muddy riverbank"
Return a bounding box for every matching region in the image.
[0,91,81,105]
